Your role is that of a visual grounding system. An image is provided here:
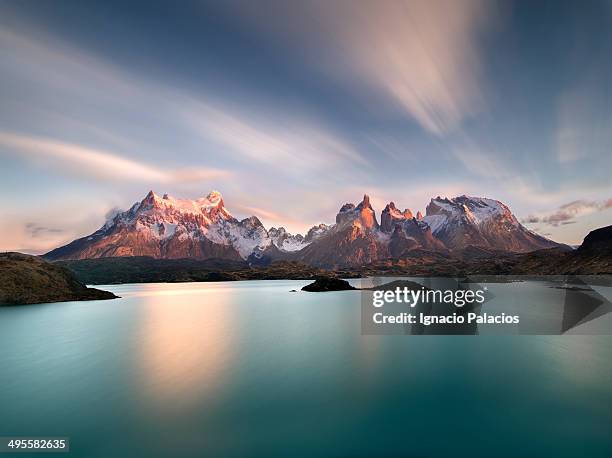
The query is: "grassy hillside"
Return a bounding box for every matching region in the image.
[0,252,117,305]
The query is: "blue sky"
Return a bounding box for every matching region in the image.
[0,0,611,252]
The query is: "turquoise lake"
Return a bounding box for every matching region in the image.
[1,279,612,457]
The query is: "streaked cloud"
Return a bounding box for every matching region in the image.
[0,131,228,183]
[522,198,612,226]
[239,0,492,135]
[1,203,113,254]
[0,16,373,250]
[25,222,64,238]
[232,204,305,229]
[556,85,611,163]
[336,0,491,135]
[448,142,557,209]
[184,102,369,169]
[451,145,516,181]
[0,21,368,183]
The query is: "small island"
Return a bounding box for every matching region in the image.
[0,252,117,306]
[301,276,357,292]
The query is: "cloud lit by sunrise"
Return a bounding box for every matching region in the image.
[0,132,228,183]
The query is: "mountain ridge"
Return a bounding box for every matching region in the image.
[44,190,562,266]
[54,224,612,285]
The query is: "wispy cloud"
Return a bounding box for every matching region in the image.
[0,17,375,248]
[239,0,492,135]
[522,198,612,226]
[25,222,64,238]
[231,203,307,231]
[451,145,516,181]
[1,2,610,250]
[337,0,491,135]
[1,207,111,255]
[0,22,367,183]
[0,131,228,183]
[556,85,611,163]
[183,101,369,169]
[448,141,556,208]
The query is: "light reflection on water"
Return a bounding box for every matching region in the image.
[135,284,236,407]
[0,279,611,457]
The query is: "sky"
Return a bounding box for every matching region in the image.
[0,0,611,253]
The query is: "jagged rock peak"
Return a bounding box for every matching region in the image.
[357,194,372,210]
[386,201,397,210]
[144,190,158,202]
[336,203,356,224]
[241,215,264,227]
[140,190,162,209]
[268,226,308,252]
[335,194,378,229]
[381,201,413,233]
[268,226,287,236]
[137,190,229,213]
[305,223,331,242]
[44,189,563,265]
[204,190,224,208]
[382,201,412,218]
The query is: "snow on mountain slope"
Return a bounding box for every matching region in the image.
[268,227,308,252]
[304,223,332,242]
[422,195,558,252]
[45,191,320,261]
[44,191,561,263]
[204,215,272,258]
[423,196,517,234]
[297,194,560,267]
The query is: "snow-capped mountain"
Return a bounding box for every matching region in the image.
[45,190,561,266]
[45,191,314,261]
[267,223,332,252]
[380,202,447,256]
[268,227,308,252]
[421,195,558,252]
[304,223,332,243]
[292,194,559,267]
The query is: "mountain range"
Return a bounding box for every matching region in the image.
[45,190,561,267]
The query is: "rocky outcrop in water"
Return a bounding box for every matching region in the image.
[301,277,356,292]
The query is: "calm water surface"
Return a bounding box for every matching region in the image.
[1,279,611,457]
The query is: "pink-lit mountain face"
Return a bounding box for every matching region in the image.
[44,190,331,262]
[45,191,561,266]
